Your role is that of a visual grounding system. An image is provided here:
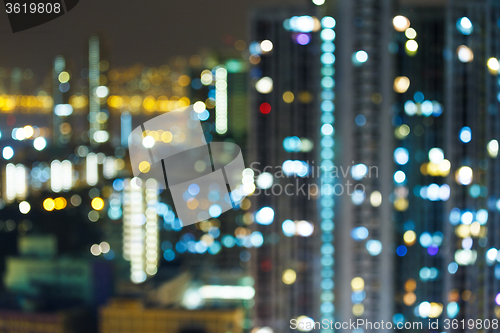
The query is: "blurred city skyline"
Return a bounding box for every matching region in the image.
[1,0,500,332]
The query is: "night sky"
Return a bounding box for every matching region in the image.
[0,0,304,74]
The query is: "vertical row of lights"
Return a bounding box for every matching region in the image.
[61,160,73,191]
[215,66,228,135]
[15,164,27,201]
[5,164,16,202]
[50,160,62,192]
[52,56,65,144]
[144,179,159,277]
[319,16,336,326]
[86,153,98,186]
[122,180,132,262]
[103,156,117,180]
[89,35,100,145]
[4,164,27,203]
[123,178,146,283]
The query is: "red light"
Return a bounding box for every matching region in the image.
[260,103,271,114]
[260,260,272,272]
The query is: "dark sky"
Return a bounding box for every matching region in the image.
[0,0,304,73]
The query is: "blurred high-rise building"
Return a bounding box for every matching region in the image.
[391,1,449,328]
[334,0,395,331]
[248,7,326,331]
[443,0,500,330]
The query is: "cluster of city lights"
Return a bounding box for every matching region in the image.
[393,15,418,56]
[0,94,53,112]
[283,16,321,45]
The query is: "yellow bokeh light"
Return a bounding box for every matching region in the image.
[178,75,191,87]
[438,159,451,176]
[115,159,125,170]
[394,76,410,93]
[420,163,428,176]
[487,139,499,158]
[205,98,215,109]
[429,303,443,318]
[405,28,417,39]
[403,230,416,246]
[282,269,297,285]
[193,101,206,113]
[91,197,105,211]
[240,199,251,210]
[455,225,471,239]
[395,124,410,139]
[151,74,163,86]
[427,162,439,176]
[351,277,364,291]
[54,197,67,210]
[201,70,213,85]
[58,71,70,83]
[107,96,123,109]
[200,234,214,246]
[298,91,313,104]
[352,304,364,317]
[394,197,409,211]
[403,292,417,306]
[143,96,156,111]
[178,96,190,108]
[161,131,173,143]
[405,279,417,292]
[23,125,34,138]
[70,95,89,109]
[312,16,322,31]
[470,221,481,236]
[187,198,199,210]
[139,161,151,173]
[149,131,160,141]
[283,91,295,103]
[405,40,418,55]
[487,57,499,74]
[370,191,382,207]
[43,198,55,211]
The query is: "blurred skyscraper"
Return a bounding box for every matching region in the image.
[248,7,326,332]
[391,1,448,328]
[443,0,500,329]
[334,0,394,331]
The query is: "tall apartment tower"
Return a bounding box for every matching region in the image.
[249,7,326,332]
[443,0,500,329]
[334,0,395,331]
[391,1,449,328]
